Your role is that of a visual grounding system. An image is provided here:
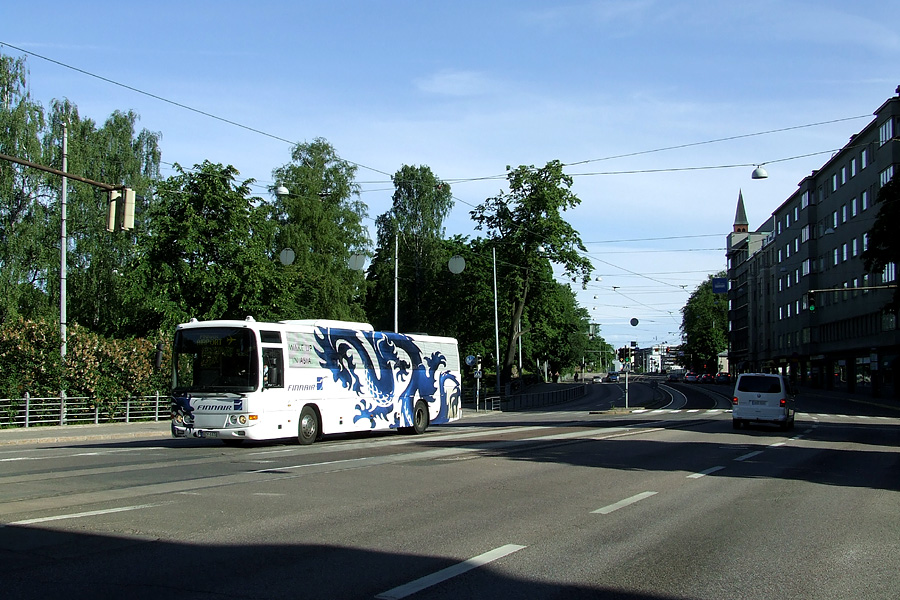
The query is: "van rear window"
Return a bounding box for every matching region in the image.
[737,376,782,394]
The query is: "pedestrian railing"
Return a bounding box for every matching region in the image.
[484,384,587,412]
[0,392,169,428]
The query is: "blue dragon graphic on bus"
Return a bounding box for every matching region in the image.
[313,326,460,430]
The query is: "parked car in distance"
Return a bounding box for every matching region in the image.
[699,373,714,384]
[715,372,732,384]
[732,373,796,430]
[684,372,699,383]
[592,375,603,384]
[604,371,619,383]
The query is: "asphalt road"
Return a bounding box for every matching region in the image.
[1,382,898,599]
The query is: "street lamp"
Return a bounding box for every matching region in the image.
[751,165,768,179]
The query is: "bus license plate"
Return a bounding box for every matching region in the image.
[198,430,218,438]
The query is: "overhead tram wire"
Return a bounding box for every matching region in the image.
[1,41,394,179]
[2,41,857,301]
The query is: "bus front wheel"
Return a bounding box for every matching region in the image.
[298,406,320,445]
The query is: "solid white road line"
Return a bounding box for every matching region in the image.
[7,502,167,526]
[375,544,527,599]
[592,491,658,515]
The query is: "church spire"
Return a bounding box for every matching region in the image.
[733,190,749,233]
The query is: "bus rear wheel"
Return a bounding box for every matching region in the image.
[298,406,320,445]
[411,401,429,435]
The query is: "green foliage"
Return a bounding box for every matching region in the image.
[862,174,900,310]
[134,161,281,329]
[271,138,370,320]
[680,272,728,371]
[0,319,167,404]
[366,165,453,333]
[0,53,51,326]
[470,160,593,380]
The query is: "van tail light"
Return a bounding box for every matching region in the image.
[779,398,786,407]
[732,397,738,405]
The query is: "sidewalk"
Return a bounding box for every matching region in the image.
[0,420,172,447]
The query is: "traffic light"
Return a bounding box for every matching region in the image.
[106,187,135,231]
[121,187,135,231]
[106,190,120,232]
[806,291,817,312]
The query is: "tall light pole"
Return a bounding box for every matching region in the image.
[60,124,68,364]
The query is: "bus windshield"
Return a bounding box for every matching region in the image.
[172,327,258,393]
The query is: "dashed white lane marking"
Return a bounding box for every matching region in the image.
[592,491,658,515]
[687,466,725,479]
[375,544,527,599]
[734,450,764,462]
[7,502,168,526]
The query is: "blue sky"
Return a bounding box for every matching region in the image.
[3,1,898,350]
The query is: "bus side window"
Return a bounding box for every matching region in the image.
[262,348,284,388]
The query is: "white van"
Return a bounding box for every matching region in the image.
[731,373,796,430]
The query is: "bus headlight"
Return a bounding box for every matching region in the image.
[229,414,238,425]
[238,415,247,425]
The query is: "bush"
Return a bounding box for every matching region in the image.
[0,319,170,406]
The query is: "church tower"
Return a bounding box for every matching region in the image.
[733,190,749,233]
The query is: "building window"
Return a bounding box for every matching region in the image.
[777,221,782,235]
[884,262,897,283]
[852,238,858,257]
[832,211,839,229]
[851,197,857,217]
[801,190,810,209]
[851,158,857,177]
[802,259,811,276]
[863,273,870,294]
[861,147,869,169]
[881,166,895,187]
[832,173,839,191]
[841,166,847,184]
[862,190,869,211]
[841,205,847,223]
[833,248,839,266]
[853,278,859,298]
[843,243,848,262]
[879,118,894,146]
[801,225,810,243]
[863,232,869,252]
[786,213,791,228]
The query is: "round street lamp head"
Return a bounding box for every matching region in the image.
[751,166,769,180]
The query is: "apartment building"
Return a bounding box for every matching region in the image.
[727,86,900,396]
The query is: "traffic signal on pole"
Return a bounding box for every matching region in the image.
[121,187,135,231]
[107,188,135,231]
[106,190,120,232]
[806,291,817,312]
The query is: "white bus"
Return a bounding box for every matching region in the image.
[169,317,462,445]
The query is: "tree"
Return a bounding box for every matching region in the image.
[41,100,161,337]
[681,272,728,372]
[862,174,900,310]
[133,161,280,331]
[470,160,593,382]
[271,138,370,321]
[0,52,51,325]
[366,164,453,333]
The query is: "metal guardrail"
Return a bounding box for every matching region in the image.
[0,392,168,428]
[483,384,588,412]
